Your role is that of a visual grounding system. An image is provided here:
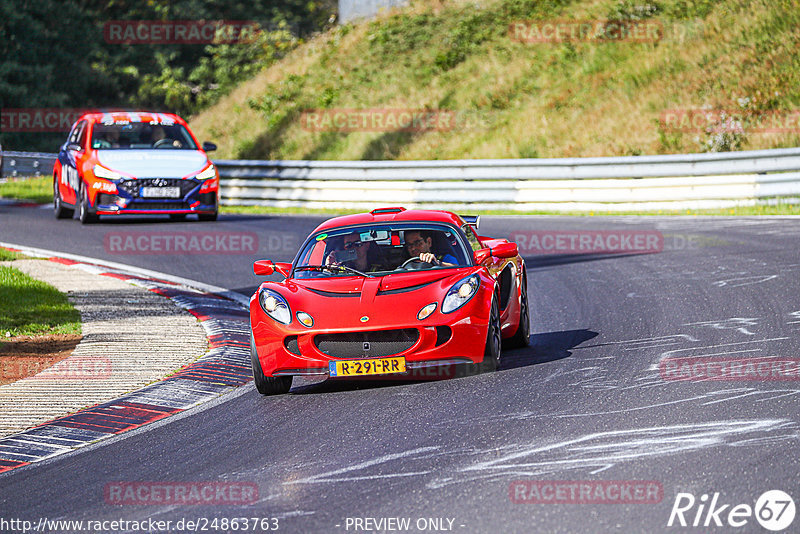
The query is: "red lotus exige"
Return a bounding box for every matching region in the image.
[53,111,219,223]
[249,207,530,395]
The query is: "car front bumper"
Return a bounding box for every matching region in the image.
[252,314,490,379]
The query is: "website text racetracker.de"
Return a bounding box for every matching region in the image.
[511,230,663,256]
[0,517,279,533]
[104,232,259,255]
[0,108,94,133]
[103,20,263,45]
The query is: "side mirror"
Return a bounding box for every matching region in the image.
[253,260,291,277]
[473,248,492,264]
[491,243,518,259]
[202,141,217,152]
[66,143,83,152]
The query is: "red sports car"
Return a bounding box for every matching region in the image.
[250,207,530,395]
[53,111,219,223]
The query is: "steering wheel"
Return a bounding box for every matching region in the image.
[400,257,434,270]
[153,138,173,149]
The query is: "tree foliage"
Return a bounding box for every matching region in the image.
[0,0,335,150]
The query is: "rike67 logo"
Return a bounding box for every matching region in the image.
[668,490,795,531]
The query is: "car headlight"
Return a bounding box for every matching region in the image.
[93,164,123,180]
[259,289,291,325]
[442,274,480,313]
[194,164,216,181]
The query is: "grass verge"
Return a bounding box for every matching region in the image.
[0,249,26,261]
[0,264,81,337]
[0,176,51,204]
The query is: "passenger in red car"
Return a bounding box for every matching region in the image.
[326,233,384,272]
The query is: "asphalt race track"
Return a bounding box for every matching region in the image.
[1,206,799,533]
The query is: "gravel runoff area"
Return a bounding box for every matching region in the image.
[0,259,209,438]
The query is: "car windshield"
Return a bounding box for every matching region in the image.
[90,121,198,150]
[294,223,471,278]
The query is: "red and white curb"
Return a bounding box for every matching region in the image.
[0,244,253,475]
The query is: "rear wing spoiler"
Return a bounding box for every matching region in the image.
[461,215,480,230]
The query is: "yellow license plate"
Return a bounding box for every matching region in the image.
[328,357,406,377]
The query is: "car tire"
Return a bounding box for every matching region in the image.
[198,211,218,222]
[478,297,501,373]
[250,333,292,395]
[506,269,531,349]
[78,182,98,224]
[53,178,74,219]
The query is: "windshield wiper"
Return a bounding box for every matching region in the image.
[294,264,373,277]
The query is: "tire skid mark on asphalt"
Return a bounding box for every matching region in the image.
[552,388,800,416]
[570,333,798,393]
[786,310,800,324]
[287,446,442,485]
[578,334,700,350]
[713,274,779,288]
[278,419,799,489]
[426,389,800,427]
[0,256,251,475]
[425,419,799,489]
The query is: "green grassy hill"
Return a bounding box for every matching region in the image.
[189,0,800,160]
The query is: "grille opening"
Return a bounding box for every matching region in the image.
[118,178,198,198]
[435,326,452,347]
[284,336,301,355]
[315,329,419,359]
[127,202,187,210]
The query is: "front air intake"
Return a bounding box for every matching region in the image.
[315,329,419,358]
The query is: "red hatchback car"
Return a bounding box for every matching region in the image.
[250,207,530,395]
[53,111,219,223]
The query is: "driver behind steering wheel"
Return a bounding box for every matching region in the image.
[151,125,182,148]
[404,230,457,267]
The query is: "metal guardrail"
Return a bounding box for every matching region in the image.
[3,148,800,211]
[214,147,800,212]
[0,151,57,181]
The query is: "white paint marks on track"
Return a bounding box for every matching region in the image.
[276,419,798,490]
